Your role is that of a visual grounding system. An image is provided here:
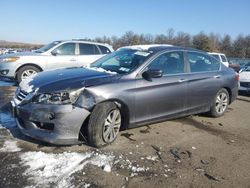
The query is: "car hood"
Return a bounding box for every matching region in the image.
[19,67,120,93]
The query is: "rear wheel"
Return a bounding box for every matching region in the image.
[210,88,229,117]
[88,102,121,148]
[16,66,40,83]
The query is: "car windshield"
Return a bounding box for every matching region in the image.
[35,41,61,53]
[90,49,153,74]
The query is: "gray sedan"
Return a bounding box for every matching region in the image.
[11,45,239,147]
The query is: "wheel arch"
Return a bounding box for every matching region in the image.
[96,99,130,130]
[78,98,130,142]
[15,63,43,79]
[223,87,232,104]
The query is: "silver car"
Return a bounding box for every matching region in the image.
[11,45,239,147]
[0,40,113,83]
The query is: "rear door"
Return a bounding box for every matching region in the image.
[46,42,77,69]
[185,51,221,111]
[135,51,188,123]
[77,43,104,66]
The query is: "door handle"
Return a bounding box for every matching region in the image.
[213,75,221,79]
[178,78,188,83]
[70,58,77,61]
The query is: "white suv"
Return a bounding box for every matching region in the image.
[208,52,229,67]
[0,40,113,82]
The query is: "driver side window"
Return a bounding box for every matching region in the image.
[148,51,184,75]
[52,43,75,55]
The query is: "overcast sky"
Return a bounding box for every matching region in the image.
[1,0,250,44]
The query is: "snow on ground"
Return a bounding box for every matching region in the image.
[0,140,21,152]
[20,151,115,188]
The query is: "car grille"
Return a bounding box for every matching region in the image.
[240,82,250,88]
[16,89,29,102]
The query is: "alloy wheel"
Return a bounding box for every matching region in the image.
[103,109,121,143]
[215,92,228,114]
[21,69,37,80]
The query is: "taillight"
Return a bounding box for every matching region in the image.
[235,73,239,81]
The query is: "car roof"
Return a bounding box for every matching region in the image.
[57,40,112,47]
[119,44,204,53]
[208,52,225,56]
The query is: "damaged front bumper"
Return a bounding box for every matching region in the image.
[11,100,90,145]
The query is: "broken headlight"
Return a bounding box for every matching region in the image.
[33,89,82,105]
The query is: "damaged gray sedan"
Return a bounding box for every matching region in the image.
[11,45,239,147]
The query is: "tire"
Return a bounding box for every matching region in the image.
[16,65,40,83]
[88,102,122,148]
[209,88,229,117]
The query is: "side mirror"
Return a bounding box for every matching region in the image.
[51,49,59,56]
[142,69,163,81]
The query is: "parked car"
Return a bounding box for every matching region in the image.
[239,66,250,94]
[240,62,250,72]
[208,52,229,67]
[0,40,113,83]
[11,45,238,147]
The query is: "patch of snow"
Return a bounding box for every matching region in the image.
[103,164,111,172]
[19,74,37,93]
[146,156,158,161]
[90,153,115,169]
[84,66,117,75]
[131,166,146,172]
[0,140,21,152]
[19,151,115,188]
[130,172,138,177]
[20,151,92,188]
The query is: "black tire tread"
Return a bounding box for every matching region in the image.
[88,102,117,148]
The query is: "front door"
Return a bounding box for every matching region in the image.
[46,42,78,69]
[135,51,188,124]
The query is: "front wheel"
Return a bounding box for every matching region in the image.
[209,88,229,117]
[88,102,122,148]
[16,66,40,83]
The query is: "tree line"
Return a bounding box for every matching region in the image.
[87,29,250,58]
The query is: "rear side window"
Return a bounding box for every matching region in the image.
[188,52,220,72]
[53,43,75,55]
[212,54,220,61]
[98,45,111,54]
[79,43,100,55]
[148,51,184,75]
[220,55,227,62]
